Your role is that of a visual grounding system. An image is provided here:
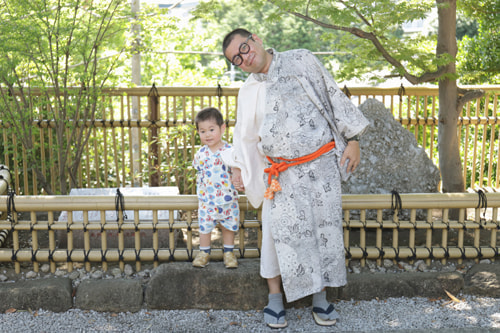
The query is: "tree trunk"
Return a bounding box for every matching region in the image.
[437,0,464,194]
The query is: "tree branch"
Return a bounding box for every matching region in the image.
[337,0,372,28]
[456,88,485,114]
[280,8,445,85]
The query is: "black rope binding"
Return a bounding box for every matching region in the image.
[148,83,159,103]
[342,84,351,98]
[476,189,487,221]
[217,82,223,108]
[115,189,128,222]
[398,83,406,97]
[6,189,16,223]
[391,189,402,219]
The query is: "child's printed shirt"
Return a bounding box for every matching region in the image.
[193,142,238,206]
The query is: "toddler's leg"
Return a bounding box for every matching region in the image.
[221,226,238,268]
[193,233,211,268]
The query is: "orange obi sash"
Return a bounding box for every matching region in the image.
[264,141,336,200]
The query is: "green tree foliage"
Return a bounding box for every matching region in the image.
[194,0,440,84]
[0,0,130,194]
[457,0,500,84]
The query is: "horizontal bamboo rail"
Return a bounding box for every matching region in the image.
[0,192,498,274]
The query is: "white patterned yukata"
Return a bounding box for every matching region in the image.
[193,143,239,234]
[222,49,369,302]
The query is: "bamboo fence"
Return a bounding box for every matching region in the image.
[0,85,499,273]
[0,191,498,273]
[0,86,499,195]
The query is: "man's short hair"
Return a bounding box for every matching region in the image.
[222,28,252,55]
[195,107,224,130]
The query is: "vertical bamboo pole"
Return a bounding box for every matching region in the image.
[148,86,160,187]
[491,207,498,263]
[153,209,160,268]
[186,208,193,259]
[118,208,124,271]
[343,209,350,267]
[360,210,366,267]
[392,207,399,265]
[83,211,91,272]
[120,96,126,186]
[457,208,465,264]
[48,211,56,273]
[463,102,471,185]
[425,209,432,266]
[376,209,383,266]
[409,209,416,264]
[101,210,108,272]
[93,126,100,188]
[480,97,489,187]
[30,211,39,272]
[134,210,141,272]
[441,208,449,265]
[67,211,74,273]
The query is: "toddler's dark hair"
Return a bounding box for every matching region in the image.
[195,107,224,130]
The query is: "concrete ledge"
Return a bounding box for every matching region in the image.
[76,279,143,312]
[0,259,498,313]
[145,260,268,310]
[341,271,464,300]
[0,278,72,312]
[464,263,500,297]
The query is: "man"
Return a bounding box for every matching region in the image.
[221,28,369,328]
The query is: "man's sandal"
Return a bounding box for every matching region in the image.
[312,304,339,326]
[263,307,288,329]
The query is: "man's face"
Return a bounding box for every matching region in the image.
[224,34,271,74]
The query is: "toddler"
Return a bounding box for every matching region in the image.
[192,107,239,268]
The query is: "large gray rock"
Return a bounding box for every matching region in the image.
[0,278,72,312]
[145,261,269,310]
[343,98,441,195]
[75,279,143,312]
[463,263,500,297]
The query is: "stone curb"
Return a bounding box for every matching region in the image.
[0,260,498,313]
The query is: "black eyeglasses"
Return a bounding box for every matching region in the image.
[231,34,254,67]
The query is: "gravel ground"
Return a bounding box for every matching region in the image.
[1,294,499,332]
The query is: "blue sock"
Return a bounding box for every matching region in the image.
[200,246,211,254]
[223,245,234,253]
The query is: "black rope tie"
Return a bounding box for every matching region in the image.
[6,189,16,223]
[115,189,127,222]
[148,83,159,105]
[119,249,125,261]
[476,189,488,221]
[217,81,223,97]
[67,249,74,262]
[342,84,351,98]
[83,249,90,263]
[391,189,402,219]
[344,247,352,260]
[375,246,385,259]
[407,247,416,261]
[425,246,434,260]
[398,83,406,97]
[101,249,108,262]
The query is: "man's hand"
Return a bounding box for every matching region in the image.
[340,141,361,174]
[231,168,245,191]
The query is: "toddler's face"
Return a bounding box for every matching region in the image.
[197,119,225,150]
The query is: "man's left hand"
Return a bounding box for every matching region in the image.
[340,141,361,173]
